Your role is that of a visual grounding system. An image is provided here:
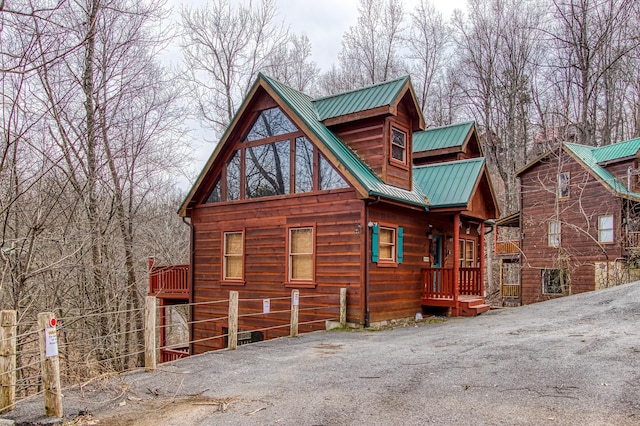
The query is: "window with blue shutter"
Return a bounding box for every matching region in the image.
[371,224,379,262]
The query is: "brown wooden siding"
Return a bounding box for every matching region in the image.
[604,158,636,191]
[366,205,471,322]
[333,118,386,177]
[190,189,364,354]
[519,152,624,305]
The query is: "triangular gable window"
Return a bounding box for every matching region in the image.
[202,108,349,204]
[244,107,297,141]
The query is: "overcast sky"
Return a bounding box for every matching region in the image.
[170,0,467,72]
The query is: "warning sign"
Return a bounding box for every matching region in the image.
[45,327,58,357]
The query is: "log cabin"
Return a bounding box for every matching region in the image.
[149,74,499,359]
[496,139,640,305]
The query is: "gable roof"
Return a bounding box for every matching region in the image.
[591,137,640,164]
[413,158,487,208]
[412,121,476,154]
[517,138,640,202]
[314,76,411,121]
[179,74,430,216]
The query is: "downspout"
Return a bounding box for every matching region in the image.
[182,216,194,355]
[364,196,381,327]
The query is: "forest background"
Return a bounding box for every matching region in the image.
[2,0,640,384]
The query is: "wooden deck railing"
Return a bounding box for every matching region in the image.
[160,347,190,363]
[625,232,640,250]
[149,264,190,296]
[500,284,520,298]
[421,267,481,300]
[495,240,519,255]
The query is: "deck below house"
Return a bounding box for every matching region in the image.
[420,267,490,316]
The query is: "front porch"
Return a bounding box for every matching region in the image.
[420,267,490,316]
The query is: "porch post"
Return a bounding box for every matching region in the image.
[159,299,166,363]
[479,222,485,298]
[453,214,460,306]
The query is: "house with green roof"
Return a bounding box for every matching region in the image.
[150,74,499,358]
[498,138,640,305]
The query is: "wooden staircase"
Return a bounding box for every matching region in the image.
[451,296,491,317]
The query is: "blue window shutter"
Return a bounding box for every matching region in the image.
[371,224,379,262]
[398,227,403,264]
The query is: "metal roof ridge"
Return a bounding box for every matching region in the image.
[422,120,475,131]
[311,76,409,103]
[412,157,484,170]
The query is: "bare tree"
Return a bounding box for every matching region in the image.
[333,0,405,91]
[452,0,542,213]
[405,0,451,117]
[180,0,292,135]
[546,0,640,146]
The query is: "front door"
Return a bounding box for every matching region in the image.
[431,235,443,293]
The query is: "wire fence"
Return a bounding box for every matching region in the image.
[0,287,347,417]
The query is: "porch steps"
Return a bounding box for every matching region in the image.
[452,296,490,317]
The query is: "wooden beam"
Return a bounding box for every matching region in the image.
[0,310,16,414]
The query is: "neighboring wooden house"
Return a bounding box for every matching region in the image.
[496,138,640,305]
[149,74,499,357]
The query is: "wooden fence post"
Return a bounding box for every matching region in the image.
[340,288,347,328]
[228,291,238,350]
[0,310,17,414]
[144,296,157,371]
[290,290,299,337]
[37,312,62,418]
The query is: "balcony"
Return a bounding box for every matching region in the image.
[148,260,190,300]
[495,240,520,256]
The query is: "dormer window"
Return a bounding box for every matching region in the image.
[391,127,407,164]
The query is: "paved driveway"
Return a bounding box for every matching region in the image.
[3,282,640,425]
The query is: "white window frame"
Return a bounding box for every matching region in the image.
[549,220,561,248]
[390,127,407,165]
[558,172,570,199]
[598,215,614,243]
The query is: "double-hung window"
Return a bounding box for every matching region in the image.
[390,127,407,165]
[558,172,570,199]
[288,227,314,285]
[223,231,244,282]
[548,220,561,248]
[598,215,614,243]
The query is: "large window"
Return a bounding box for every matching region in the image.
[459,239,475,267]
[245,140,290,198]
[558,172,570,199]
[548,220,561,247]
[295,137,314,193]
[598,215,614,243]
[319,155,348,190]
[542,268,568,294]
[206,107,349,204]
[226,151,241,201]
[391,127,407,164]
[223,231,244,281]
[289,227,314,283]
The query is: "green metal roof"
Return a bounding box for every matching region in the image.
[591,137,640,163]
[312,76,410,121]
[413,121,474,153]
[564,142,640,200]
[261,74,429,207]
[413,158,485,208]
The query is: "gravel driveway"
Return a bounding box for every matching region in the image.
[3,282,640,425]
